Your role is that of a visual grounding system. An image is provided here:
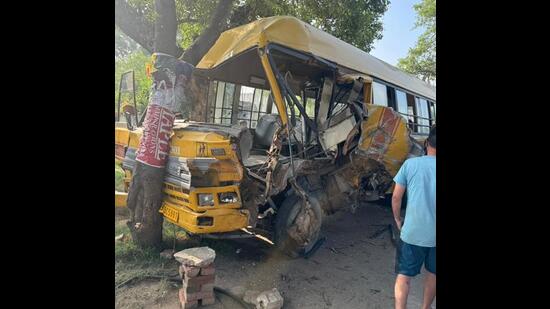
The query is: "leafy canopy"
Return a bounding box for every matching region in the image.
[115,0,391,109]
[397,0,436,83]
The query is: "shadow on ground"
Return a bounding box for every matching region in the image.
[115,202,435,309]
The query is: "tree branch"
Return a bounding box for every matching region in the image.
[154,0,183,56]
[181,0,234,65]
[115,0,155,54]
[116,0,183,57]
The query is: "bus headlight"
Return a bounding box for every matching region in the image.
[219,192,238,204]
[197,193,214,206]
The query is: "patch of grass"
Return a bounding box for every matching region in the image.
[115,218,164,265]
[115,239,179,288]
[115,218,222,289]
[115,163,125,191]
[115,221,200,264]
[115,260,175,288]
[116,242,154,262]
[161,221,195,248]
[116,218,192,300]
[115,219,130,236]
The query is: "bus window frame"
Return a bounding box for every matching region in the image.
[203,44,435,134]
[415,97,431,134]
[372,77,435,135]
[206,80,275,128]
[428,101,436,126]
[372,81,389,107]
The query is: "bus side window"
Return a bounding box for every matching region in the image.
[415,97,430,134]
[406,93,417,132]
[386,86,396,111]
[372,81,388,106]
[395,89,408,120]
[429,101,436,125]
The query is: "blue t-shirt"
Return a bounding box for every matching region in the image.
[393,155,436,247]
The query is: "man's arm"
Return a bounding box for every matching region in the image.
[392,184,406,230]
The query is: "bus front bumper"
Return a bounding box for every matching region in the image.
[159,200,249,234]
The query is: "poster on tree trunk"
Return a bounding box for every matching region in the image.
[135,104,175,168]
[135,53,194,168]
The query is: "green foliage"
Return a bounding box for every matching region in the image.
[397,0,436,83]
[115,0,391,115]
[115,49,152,115]
[115,163,125,191]
[228,0,389,52]
[295,0,388,52]
[178,22,204,49]
[114,219,198,265]
[119,0,389,53]
[413,0,436,29]
[126,0,157,22]
[115,27,142,59]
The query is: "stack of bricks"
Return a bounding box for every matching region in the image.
[174,247,216,308]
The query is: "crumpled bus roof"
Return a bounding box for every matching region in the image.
[196,16,435,101]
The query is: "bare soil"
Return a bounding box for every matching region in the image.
[115,202,436,308]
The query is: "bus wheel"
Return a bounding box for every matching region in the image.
[274,193,323,258]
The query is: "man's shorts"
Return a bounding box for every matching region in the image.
[395,239,436,276]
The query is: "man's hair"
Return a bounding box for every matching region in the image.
[427,125,436,148]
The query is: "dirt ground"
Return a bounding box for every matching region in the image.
[116,202,436,309]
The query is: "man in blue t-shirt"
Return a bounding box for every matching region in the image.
[392,125,436,309]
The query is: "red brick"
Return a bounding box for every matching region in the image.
[183,289,215,302]
[182,281,201,293]
[201,283,214,293]
[200,296,216,306]
[183,264,201,277]
[184,274,215,287]
[179,289,198,309]
[200,265,215,276]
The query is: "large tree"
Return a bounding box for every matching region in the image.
[397,0,436,84]
[116,0,390,66]
[115,0,390,249]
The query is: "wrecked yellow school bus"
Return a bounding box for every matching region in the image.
[115,16,436,257]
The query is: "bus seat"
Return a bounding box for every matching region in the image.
[253,114,304,149]
[254,114,280,148]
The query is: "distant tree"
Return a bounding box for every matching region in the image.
[397,0,436,84]
[115,50,152,113]
[115,27,145,60]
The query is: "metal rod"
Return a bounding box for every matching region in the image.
[132,70,138,125]
[117,72,124,122]
[396,111,433,122]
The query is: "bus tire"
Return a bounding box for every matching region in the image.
[274,193,323,258]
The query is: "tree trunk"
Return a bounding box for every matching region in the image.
[153,0,180,56]
[126,0,184,250]
[115,0,234,65]
[188,74,210,121]
[126,161,165,249]
[115,0,184,57]
[119,0,233,249]
[115,0,155,54]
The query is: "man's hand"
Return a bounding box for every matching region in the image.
[392,183,406,231]
[395,217,403,231]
